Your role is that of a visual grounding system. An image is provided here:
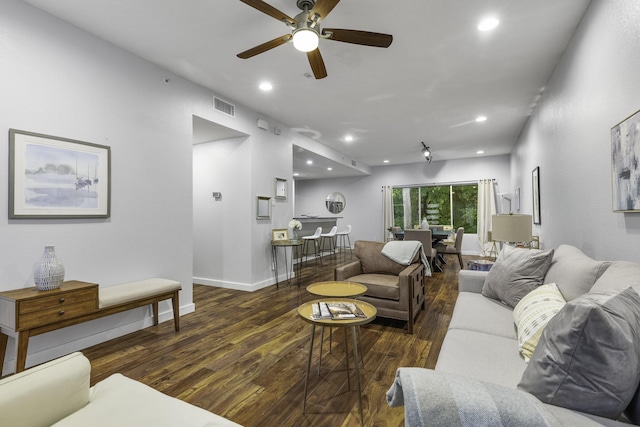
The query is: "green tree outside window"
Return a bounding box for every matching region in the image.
[391,184,477,233]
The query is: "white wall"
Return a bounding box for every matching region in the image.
[0,0,297,373]
[0,0,193,372]
[193,136,252,287]
[512,0,640,261]
[295,155,511,255]
[192,127,295,291]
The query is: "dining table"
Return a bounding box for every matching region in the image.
[395,228,453,271]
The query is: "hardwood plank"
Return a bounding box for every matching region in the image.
[76,252,481,426]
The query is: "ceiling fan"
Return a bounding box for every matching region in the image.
[237,0,393,79]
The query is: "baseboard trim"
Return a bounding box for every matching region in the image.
[193,274,287,292]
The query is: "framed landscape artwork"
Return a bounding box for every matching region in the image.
[9,129,111,219]
[611,108,640,212]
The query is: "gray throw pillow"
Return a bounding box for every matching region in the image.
[482,245,555,307]
[518,287,640,419]
[387,367,561,427]
[544,244,610,301]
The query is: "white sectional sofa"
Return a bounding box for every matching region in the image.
[0,352,241,427]
[388,244,640,426]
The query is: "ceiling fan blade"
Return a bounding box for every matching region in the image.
[237,34,292,59]
[323,28,393,48]
[310,0,340,20]
[238,0,295,25]
[307,49,327,79]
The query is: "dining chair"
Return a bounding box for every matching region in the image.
[435,227,465,269]
[403,229,440,272]
[390,226,403,241]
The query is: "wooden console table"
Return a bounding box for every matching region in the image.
[0,281,98,373]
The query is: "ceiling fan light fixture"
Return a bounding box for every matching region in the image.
[293,28,319,52]
[478,17,499,32]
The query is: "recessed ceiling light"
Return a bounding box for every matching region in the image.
[477,150,485,154]
[306,160,313,165]
[327,167,332,171]
[259,82,273,91]
[476,116,487,122]
[345,135,354,142]
[478,17,499,32]
[293,172,300,176]
[383,160,390,163]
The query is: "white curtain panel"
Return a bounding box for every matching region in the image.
[402,187,412,229]
[477,179,497,256]
[382,185,394,241]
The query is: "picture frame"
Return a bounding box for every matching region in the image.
[271,228,289,241]
[256,195,271,219]
[532,166,541,225]
[9,129,111,219]
[611,108,640,212]
[530,235,540,249]
[274,177,287,200]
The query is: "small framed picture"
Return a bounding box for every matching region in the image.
[530,236,540,249]
[275,177,287,200]
[256,195,271,219]
[271,228,289,241]
[532,166,541,224]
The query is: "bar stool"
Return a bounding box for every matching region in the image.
[336,225,352,257]
[302,227,322,265]
[319,226,337,259]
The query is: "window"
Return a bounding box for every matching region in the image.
[392,184,478,233]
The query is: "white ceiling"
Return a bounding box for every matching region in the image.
[20,0,590,179]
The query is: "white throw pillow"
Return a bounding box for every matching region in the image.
[513,283,566,362]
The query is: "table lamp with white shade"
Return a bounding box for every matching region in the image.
[491,214,533,246]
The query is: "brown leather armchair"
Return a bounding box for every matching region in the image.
[334,240,426,334]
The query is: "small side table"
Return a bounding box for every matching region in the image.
[298,299,376,426]
[0,281,99,373]
[307,281,368,361]
[271,239,304,288]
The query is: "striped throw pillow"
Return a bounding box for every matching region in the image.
[513,283,566,362]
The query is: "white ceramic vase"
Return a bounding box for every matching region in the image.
[34,245,65,291]
[421,218,429,229]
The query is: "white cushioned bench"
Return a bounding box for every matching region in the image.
[98,278,182,331]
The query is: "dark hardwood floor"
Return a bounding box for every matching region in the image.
[81,252,474,426]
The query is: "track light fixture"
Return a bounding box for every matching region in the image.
[421,142,433,163]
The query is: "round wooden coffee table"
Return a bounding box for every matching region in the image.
[306,281,367,298]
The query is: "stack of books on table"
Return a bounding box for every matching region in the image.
[311,301,366,320]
